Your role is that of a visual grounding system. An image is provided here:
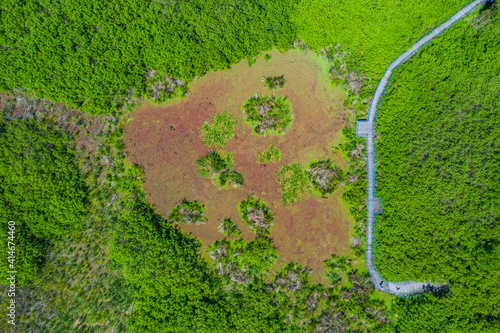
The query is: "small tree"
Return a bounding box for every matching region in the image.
[218,218,241,237]
[168,201,207,225]
[238,196,274,236]
[198,110,237,148]
[263,75,285,90]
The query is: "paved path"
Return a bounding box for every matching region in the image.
[356,0,489,297]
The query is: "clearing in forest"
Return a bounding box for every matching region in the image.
[123,49,353,282]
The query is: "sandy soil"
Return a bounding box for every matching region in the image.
[123,49,353,283]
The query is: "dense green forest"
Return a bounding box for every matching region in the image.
[0,0,498,332]
[375,6,500,332]
[0,0,297,113]
[292,0,472,77]
[0,117,87,286]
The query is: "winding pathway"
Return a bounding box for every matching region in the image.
[356,0,489,297]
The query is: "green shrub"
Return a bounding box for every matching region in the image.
[196,151,244,188]
[238,197,274,236]
[306,160,344,195]
[263,75,285,90]
[198,110,237,148]
[257,144,282,164]
[243,94,293,135]
[168,201,206,225]
[218,218,241,237]
[207,237,278,284]
[324,255,352,286]
[276,163,312,205]
[247,57,258,67]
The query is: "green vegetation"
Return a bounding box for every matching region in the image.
[196,151,244,188]
[168,201,206,225]
[292,0,472,79]
[247,57,258,67]
[208,237,278,285]
[2,2,498,332]
[218,218,241,237]
[324,255,352,286]
[256,144,282,164]
[198,110,237,148]
[0,0,297,114]
[263,75,286,90]
[264,54,272,62]
[243,94,293,135]
[306,160,344,196]
[0,117,87,286]
[276,162,312,205]
[238,197,274,236]
[374,8,500,332]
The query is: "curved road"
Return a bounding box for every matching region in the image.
[356,0,489,297]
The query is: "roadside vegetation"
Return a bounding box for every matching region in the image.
[374,10,500,332]
[243,94,293,136]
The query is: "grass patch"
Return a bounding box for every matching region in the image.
[198,110,237,148]
[243,94,293,136]
[196,151,244,188]
[276,163,312,205]
[168,201,206,225]
[238,196,274,236]
[256,144,282,164]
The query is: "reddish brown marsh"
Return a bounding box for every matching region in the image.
[124,49,353,283]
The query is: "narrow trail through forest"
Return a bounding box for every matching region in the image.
[355,0,489,297]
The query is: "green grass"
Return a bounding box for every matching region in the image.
[276,162,312,205]
[198,110,237,148]
[256,144,282,164]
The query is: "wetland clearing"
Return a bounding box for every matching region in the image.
[124,49,354,281]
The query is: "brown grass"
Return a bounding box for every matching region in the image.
[123,49,353,283]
